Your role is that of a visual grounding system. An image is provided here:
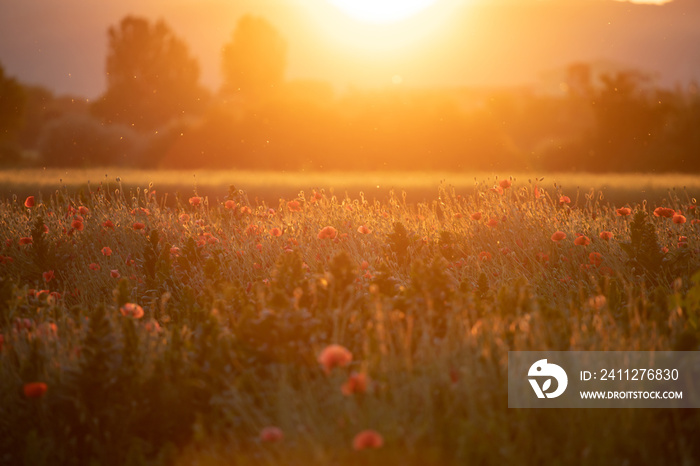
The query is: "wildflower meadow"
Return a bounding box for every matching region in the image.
[2,176,700,465]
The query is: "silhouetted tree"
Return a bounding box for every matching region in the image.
[0,63,25,136]
[590,71,670,171]
[221,15,287,98]
[92,16,208,131]
[0,62,26,164]
[17,85,54,150]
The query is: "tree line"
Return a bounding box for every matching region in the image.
[1,14,699,172]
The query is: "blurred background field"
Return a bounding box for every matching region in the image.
[2,169,700,208]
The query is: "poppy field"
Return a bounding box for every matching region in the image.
[2,175,700,465]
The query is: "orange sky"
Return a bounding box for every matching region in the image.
[0,0,697,97]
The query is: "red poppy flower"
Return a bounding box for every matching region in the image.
[287,200,302,212]
[589,295,607,310]
[246,224,262,236]
[599,231,613,241]
[101,247,112,256]
[120,302,144,319]
[616,207,631,216]
[133,222,145,230]
[71,219,84,231]
[589,252,603,267]
[353,430,384,450]
[24,196,35,208]
[79,206,89,215]
[225,200,236,210]
[19,237,33,246]
[470,212,482,221]
[551,231,566,242]
[673,214,687,224]
[23,382,48,399]
[189,196,202,206]
[260,426,284,443]
[317,226,338,240]
[102,220,115,229]
[240,206,252,214]
[499,179,512,189]
[559,195,571,205]
[342,372,369,396]
[486,218,498,227]
[574,235,590,246]
[89,263,101,271]
[269,228,282,237]
[130,207,151,216]
[479,251,492,261]
[654,207,675,218]
[43,270,54,282]
[357,225,372,235]
[318,344,352,374]
[110,269,120,278]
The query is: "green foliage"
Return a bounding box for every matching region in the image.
[30,215,49,275]
[619,209,663,275]
[115,279,132,308]
[387,221,410,264]
[328,250,356,293]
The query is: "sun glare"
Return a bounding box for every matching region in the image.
[622,0,672,3]
[327,0,438,24]
[304,0,457,57]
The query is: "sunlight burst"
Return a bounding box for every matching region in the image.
[327,0,438,24]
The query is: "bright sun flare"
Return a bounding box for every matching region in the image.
[327,0,438,24]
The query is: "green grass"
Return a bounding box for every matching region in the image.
[1,174,700,465]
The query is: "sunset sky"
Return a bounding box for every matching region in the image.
[0,0,697,98]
